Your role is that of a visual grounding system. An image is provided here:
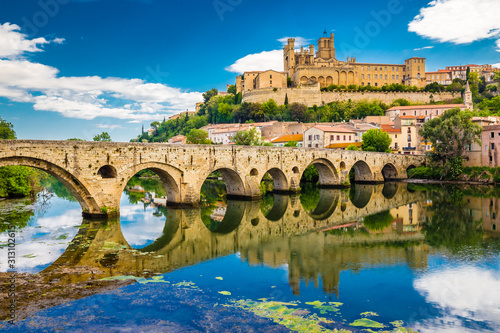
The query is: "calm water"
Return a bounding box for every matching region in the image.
[1,180,499,332]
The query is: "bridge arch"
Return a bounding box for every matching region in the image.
[382,163,398,180]
[201,167,246,199]
[350,160,373,182]
[350,184,373,209]
[262,167,289,192]
[0,156,100,214]
[120,162,183,205]
[305,158,339,187]
[305,189,339,220]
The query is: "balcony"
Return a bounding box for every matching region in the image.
[403,147,416,151]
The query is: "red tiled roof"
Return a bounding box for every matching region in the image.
[399,116,416,119]
[381,125,401,133]
[271,134,303,143]
[325,142,362,149]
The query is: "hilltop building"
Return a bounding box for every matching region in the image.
[237,32,427,94]
[426,64,500,85]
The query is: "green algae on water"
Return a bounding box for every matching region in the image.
[218,291,231,295]
[360,311,378,317]
[349,318,384,328]
[305,301,343,314]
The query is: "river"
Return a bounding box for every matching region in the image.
[0,178,499,332]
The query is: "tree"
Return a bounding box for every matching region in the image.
[284,93,289,105]
[150,121,160,130]
[227,85,237,94]
[93,132,112,142]
[0,117,16,139]
[284,141,298,147]
[289,103,307,122]
[361,129,391,152]
[345,144,359,151]
[233,127,262,146]
[494,71,500,84]
[186,129,211,144]
[67,138,84,141]
[419,107,482,163]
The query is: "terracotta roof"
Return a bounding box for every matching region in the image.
[311,126,355,133]
[271,134,303,143]
[387,104,465,111]
[399,116,416,119]
[381,125,401,133]
[326,142,363,149]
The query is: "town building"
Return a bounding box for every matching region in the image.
[481,125,500,167]
[426,64,500,85]
[209,125,262,145]
[168,110,196,120]
[260,121,306,140]
[270,134,303,147]
[303,125,358,148]
[168,135,187,144]
[381,124,402,153]
[385,103,468,121]
[236,32,427,93]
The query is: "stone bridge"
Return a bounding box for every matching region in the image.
[0,140,425,217]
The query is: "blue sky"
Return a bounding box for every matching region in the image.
[0,0,499,142]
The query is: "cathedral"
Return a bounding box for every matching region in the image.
[236,33,427,94]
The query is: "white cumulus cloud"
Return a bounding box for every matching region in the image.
[0,22,63,58]
[413,266,500,332]
[225,49,283,74]
[0,22,202,121]
[408,0,500,50]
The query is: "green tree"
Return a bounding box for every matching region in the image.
[150,121,161,130]
[93,132,112,142]
[346,144,359,151]
[284,141,298,147]
[361,129,391,152]
[419,107,482,162]
[67,138,84,141]
[494,71,500,84]
[227,85,237,94]
[186,129,211,144]
[289,103,307,122]
[0,117,16,139]
[233,127,262,145]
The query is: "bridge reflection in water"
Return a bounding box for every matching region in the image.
[36,183,428,297]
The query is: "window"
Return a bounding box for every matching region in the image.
[492,143,495,150]
[367,66,370,70]
[375,83,378,86]
[486,145,489,151]
[361,82,364,86]
[408,135,411,141]
[385,75,387,79]
[361,74,364,79]
[396,75,399,79]
[315,144,319,148]
[408,142,412,147]
[490,155,493,162]
[314,134,320,140]
[491,132,495,139]
[343,135,346,140]
[308,135,312,140]
[395,143,398,148]
[308,144,312,147]
[368,74,371,79]
[349,135,352,141]
[392,75,395,79]
[330,135,334,140]
[375,67,377,71]
[361,66,364,70]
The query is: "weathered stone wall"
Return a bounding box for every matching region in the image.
[0,140,425,216]
[242,86,458,106]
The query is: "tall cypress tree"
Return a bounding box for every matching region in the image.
[284,93,289,105]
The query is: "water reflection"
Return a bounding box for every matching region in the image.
[2,182,500,332]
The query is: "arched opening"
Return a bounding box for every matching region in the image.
[120,166,182,248]
[406,165,416,177]
[0,156,99,214]
[349,160,373,183]
[97,165,117,179]
[382,163,398,180]
[292,166,300,174]
[260,168,289,194]
[250,168,259,176]
[301,159,338,187]
[203,168,246,199]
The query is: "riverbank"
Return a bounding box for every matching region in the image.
[406,165,500,185]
